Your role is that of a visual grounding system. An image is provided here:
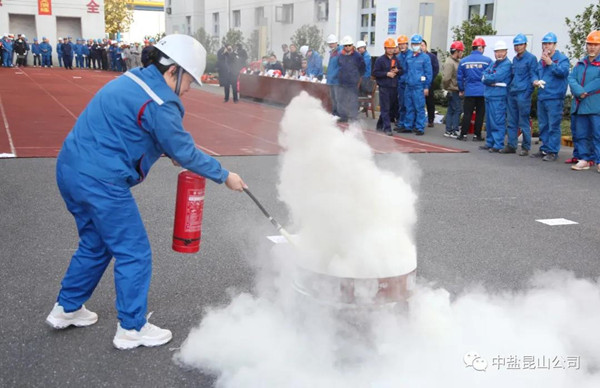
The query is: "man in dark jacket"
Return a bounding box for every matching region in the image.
[421,40,439,127]
[219,45,240,103]
[288,44,302,76]
[374,38,402,135]
[13,35,28,67]
[337,36,366,123]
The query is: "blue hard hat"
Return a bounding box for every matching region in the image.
[34,38,38,42]
[542,32,557,43]
[149,38,156,43]
[410,34,423,44]
[42,36,46,40]
[513,33,527,45]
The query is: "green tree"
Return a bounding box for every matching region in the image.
[105,0,134,36]
[565,1,600,60]
[194,27,219,55]
[221,29,245,49]
[246,30,259,61]
[290,24,325,55]
[450,13,497,56]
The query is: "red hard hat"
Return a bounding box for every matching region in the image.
[450,41,465,51]
[472,37,486,47]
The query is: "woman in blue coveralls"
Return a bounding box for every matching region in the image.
[45,34,246,350]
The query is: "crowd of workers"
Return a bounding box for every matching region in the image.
[0,33,159,72]
[436,31,600,172]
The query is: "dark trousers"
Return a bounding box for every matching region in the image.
[460,96,485,137]
[224,81,238,102]
[337,84,359,121]
[376,86,396,133]
[426,92,436,124]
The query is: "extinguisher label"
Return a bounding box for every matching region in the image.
[185,189,204,232]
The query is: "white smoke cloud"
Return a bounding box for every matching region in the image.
[175,93,600,387]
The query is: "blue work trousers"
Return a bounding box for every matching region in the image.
[55,160,152,331]
[572,114,600,163]
[485,97,507,150]
[377,86,396,133]
[76,55,85,68]
[404,86,426,132]
[2,51,12,67]
[445,91,462,132]
[58,54,63,67]
[337,85,359,121]
[329,85,340,116]
[507,94,532,150]
[395,83,406,128]
[42,54,52,67]
[537,98,563,154]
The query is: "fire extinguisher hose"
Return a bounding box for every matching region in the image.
[243,188,295,245]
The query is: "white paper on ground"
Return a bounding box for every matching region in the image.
[536,218,578,226]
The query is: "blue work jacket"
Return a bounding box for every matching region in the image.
[508,50,537,96]
[457,50,492,97]
[405,51,432,89]
[568,56,600,115]
[536,50,570,101]
[482,57,512,99]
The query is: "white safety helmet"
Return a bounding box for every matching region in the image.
[494,40,508,51]
[326,34,338,44]
[340,36,354,46]
[155,34,207,85]
[356,40,367,49]
[299,45,309,57]
[21,34,26,38]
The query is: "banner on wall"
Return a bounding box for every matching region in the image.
[38,0,52,15]
[388,8,398,35]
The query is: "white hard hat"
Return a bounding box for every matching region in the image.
[356,40,366,49]
[494,40,508,51]
[155,34,207,85]
[22,34,26,38]
[340,36,354,46]
[300,45,309,57]
[326,34,338,44]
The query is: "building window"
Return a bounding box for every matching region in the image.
[255,6,265,26]
[316,0,328,22]
[484,3,494,21]
[360,2,375,47]
[186,16,191,35]
[233,10,241,28]
[468,1,494,23]
[276,4,293,24]
[213,12,219,35]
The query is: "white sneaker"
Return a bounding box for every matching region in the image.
[46,302,98,329]
[571,160,591,171]
[113,314,172,350]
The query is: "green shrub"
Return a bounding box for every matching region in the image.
[205,54,217,74]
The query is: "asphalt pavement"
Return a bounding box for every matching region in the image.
[1,121,599,387]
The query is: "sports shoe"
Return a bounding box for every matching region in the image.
[472,135,484,142]
[499,146,516,154]
[488,148,500,153]
[571,160,591,171]
[542,153,558,162]
[46,303,98,329]
[456,134,466,141]
[444,131,453,137]
[519,149,529,156]
[530,150,547,158]
[415,131,424,136]
[113,313,172,350]
[564,157,579,164]
[479,145,491,150]
[450,131,460,138]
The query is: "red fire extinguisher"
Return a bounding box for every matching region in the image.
[172,170,206,253]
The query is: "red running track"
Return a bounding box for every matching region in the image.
[0,66,466,158]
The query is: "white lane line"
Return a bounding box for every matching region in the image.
[186,111,280,146]
[0,94,16,157]
[536,218,579,226]
[195,142,220,156]
[17,68,78,120]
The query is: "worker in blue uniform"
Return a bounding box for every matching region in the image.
[45,35,246,350]
[301,46,323,80]
[56,37,64,68]
[504,33,538,155]
[337,36,366,122]
[62,37,74,69]
[2,34,13,67]
[32,38,42,67]
[374,38,401,135]
[530,32,570,161]
[568,30,600,172]
[403,34,432,135]
[395,35,410,132]
[74,38,83,68]
[326,34,343,116]
[481,40,513,152]
[40,37,53,68]
[356,40,372,96]
[456,37,492,141]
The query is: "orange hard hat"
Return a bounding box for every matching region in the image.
[384,37,397,48]
[586,30,600,44]
[397,35,409,44]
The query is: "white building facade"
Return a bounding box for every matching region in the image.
[448,0,592,59]
[121,0,166,43]
[165,0,450,58]
[0,0,105,62]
